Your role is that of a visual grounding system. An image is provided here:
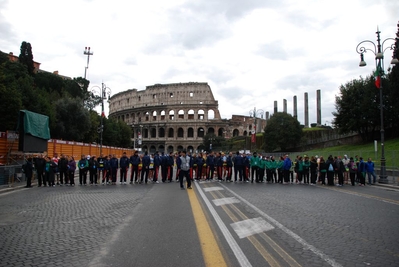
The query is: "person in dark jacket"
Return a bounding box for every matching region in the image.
[67,156,76,186]
[167,152,174,182]
[196,153,204,180]
[130,151,140,183]
[226,152,233,182]
[206,152,215,181]
[89,155,99,185]
[140,151,150,184]
[23,157,33,188]
[309,156,318,185]
[153,151,161,183]
[119,152,129,184]
[34,154,46,187]
[45,156,58,187]
[58,154,68,185]
[160,152,168,183]
[282,154,292,184]
[175,151,181,182]
[109,154,119,185]
[233,152,243,182]
[102,155,111,185]
[358,157,366,186]
[97,154,106,184]
[215,152,223,181]
[326,155,335,186]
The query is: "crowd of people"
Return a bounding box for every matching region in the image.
[24,151,378,189]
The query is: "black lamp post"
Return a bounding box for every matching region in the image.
[92,83,111,155]
[356,26,398,184]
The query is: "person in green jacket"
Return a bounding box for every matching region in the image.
[250,152,261,183]
[302,155,310,184]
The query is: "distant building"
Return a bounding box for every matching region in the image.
[109,82,266,153]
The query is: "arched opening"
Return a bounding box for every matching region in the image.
[150,145,156,154]
[167,145,174,153]
[187,146,194,153]
[198,109,205,120]
[158,145,165,153]
[208,127,215,135]
[198,127,205,138]
[168,128,174,138]
[152,111,157,121]
[178,110,184,119]
[150,128,156,138]
[218,128,224,137]
[169,110,175,120]
[177,145,184,151]
[159,127,165,138]
[233,129,239,137]
[177,128,184,138]
[160,110,166,121]
[188,109,194,120]
[187,127,194,138]
[208,109,215,119]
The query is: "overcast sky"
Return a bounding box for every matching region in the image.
[1,0,398,126]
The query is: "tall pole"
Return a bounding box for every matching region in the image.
[92,83,111,156]
[356,25,398,184]
[83,47,93,79]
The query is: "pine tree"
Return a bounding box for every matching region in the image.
[18,41,35,75]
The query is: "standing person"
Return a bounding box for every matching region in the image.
[167,152,174,182]
[153,151,161,183]
[226,152,233,182]
[335,156,345,186]
[160,152,168,183]
[196,152,204,181]
[179,150,192,190]
[97,154,106,184]
[78,155,89,185]
[326,155,335,186]
[342,155,350,184]
[348,157,357,186]
[130,151,140,183]
[102,155,111,185]
[140,151,150,184]
[309,156,318,185]
[318,156,327,185]
[302,156,310,184]
[270,156,277,183]
[243,154,250,182]
[250,152,260,183]
[34,154,46,187]
[89,155,99,185]
[23,157,33,188]
[45,156,57,187]
[149,153,154,182]
[296,156,304,184]
[175,151,182,182]
[119,152,129,184]
[52,153,60,185]
[67,156,76,186]
[282,154,292,184]
[191,153,198,179]
[215,152,223,182]
[109,154,119,185]
[358,157,366,186]
[206,151,215,181]
[366,157,377,185]
[276,156,284,184]
[58,154,68,186]
[233,152,243,182]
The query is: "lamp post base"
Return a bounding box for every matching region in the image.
[378,176,389,184]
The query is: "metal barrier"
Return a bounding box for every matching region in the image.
[0,165,25,186]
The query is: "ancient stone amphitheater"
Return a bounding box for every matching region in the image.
[109,82,264,153]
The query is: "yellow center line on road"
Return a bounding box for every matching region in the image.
[187,186,228,267]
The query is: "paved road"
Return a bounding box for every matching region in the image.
[0,175,398,267]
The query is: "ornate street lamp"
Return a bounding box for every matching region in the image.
[91,83,111,155]
[249,107,264,149]
[356,25,398,184]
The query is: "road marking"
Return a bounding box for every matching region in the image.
[204,186,224,192]
[188,186,227,267]
[231,217,275,239]
[320,186,399,205]
[195,183,253,267]
[221,184,343,267]
[213,197,241,206]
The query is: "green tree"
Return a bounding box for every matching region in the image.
[53,97,90,141]
[202,133,225,151]
[18,41,35,75]
[263,112,302,152]
[387,21,399,137]
[333,75,385,141]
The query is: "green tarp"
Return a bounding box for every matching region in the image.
[18,110,50,140]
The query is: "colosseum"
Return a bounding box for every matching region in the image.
[109,82,266,153]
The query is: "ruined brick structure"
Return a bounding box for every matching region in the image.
[109,82,265,153]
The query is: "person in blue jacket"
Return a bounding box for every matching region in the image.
[140,151,151,184]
